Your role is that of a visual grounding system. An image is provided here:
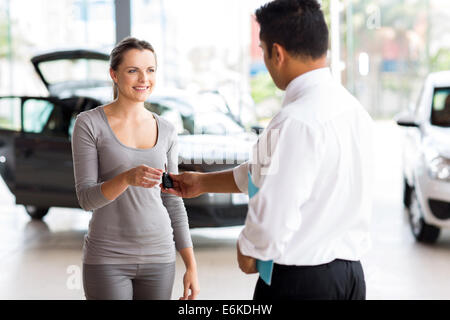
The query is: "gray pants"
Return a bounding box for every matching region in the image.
[83,262,176,300]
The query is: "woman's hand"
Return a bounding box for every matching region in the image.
[180,267,200,300]
[125,165,163,188]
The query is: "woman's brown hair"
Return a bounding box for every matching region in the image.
[110,37,157,99]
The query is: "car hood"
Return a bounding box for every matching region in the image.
[178,133,256,163]
[31,49,111,97]
[424,125,450,158]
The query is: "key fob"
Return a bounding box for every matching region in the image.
[162,172,174,189]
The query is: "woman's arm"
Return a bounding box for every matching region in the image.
[178,247,200,300]
[100,171,128,201]
[72,113,162,211]
[101,165,163,200]
[72,113,114,211]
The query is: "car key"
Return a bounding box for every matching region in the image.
[162,164,174,189]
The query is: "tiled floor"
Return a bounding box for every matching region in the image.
[0,121,449,300]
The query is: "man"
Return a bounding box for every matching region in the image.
[162,0,373,300]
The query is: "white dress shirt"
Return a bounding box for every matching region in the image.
[233,67,374,266]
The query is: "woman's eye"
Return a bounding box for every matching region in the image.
[147,69,155,73]
[128,70,136,73]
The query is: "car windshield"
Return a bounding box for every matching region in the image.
[194,111,243,135]
[150,93,244,135]
[194,93,230,115]
[186,93,244,134]
[39,59,110,85]
[431,87,450,127]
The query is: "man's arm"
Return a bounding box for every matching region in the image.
[237,242,257,274]
[161,169,241,198]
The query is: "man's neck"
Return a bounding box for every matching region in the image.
[283,56,327,89]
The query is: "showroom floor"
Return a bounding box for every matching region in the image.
[0,121,449,300]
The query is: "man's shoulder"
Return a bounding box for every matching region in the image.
[267,108,320,136]
[276,100,322,130]
[284,83,371,126]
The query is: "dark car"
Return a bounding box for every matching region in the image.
[0,49,256,227]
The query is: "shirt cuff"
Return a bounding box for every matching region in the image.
[232,162,249,194]
[238,229,264,260]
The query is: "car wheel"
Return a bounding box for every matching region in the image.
[408,189,440,243]
[403,177,412,208]
[25,205,50,220]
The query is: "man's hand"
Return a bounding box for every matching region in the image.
[160,171,203,198]
[237,242,257,274]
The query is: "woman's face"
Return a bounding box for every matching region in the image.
[110,48,156,102]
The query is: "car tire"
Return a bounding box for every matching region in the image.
[25,205,50,220]
[403,177,412,208]
[407,188,440,244]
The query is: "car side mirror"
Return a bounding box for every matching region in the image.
[251,125,264,134]
[394,111,420,128]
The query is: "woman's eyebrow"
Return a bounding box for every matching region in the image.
[125,65,156,69]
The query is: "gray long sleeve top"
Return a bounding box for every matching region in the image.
[71,105,192,264]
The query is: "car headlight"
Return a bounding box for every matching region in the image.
[428,156,450,181]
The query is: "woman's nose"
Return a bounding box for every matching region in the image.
[138,71,147,82]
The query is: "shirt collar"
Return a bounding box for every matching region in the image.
[282,67,332,107]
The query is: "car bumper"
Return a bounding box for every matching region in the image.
[415,168,450,228]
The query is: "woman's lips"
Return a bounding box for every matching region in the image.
[133,86,150,92]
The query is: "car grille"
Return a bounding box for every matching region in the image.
[428,199,450,220]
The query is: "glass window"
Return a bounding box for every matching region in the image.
[38,59,110,85]
[68,114,76,138]
[132,0,265,127]
[0,97,21,131]
[23,99,54,134]
[1,0,115,96]
[431,87,450,127]
[333,0,450,119]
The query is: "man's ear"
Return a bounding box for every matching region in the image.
[272,43,286,66]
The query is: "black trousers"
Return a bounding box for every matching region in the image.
[253,259,366,300]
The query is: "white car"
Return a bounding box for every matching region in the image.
[396,71,450,243]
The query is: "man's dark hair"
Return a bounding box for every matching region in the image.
[255,0,329,59]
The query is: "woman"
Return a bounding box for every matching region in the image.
[71,37,199,300]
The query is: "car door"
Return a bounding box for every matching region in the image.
[0,97,22,193]
[14,97,79,208]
